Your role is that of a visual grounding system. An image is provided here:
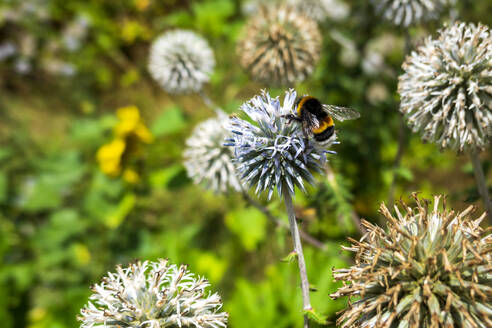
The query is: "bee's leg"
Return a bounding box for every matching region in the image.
[301,125,312,150]
[282,114,302,125]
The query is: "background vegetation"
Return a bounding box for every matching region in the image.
[0,0,490,327]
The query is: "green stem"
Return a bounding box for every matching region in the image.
[241,189,327,251]
[469,150,492,225]
[283,192,312,328]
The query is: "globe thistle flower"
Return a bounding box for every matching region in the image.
[331,194,492,328]
[225,90,335,199]
[370,0,449,27]
[78,259,228,328]
[148,30,215,94]
[184,110,242,194]
[237,5,321,86]
[398,22,492,152]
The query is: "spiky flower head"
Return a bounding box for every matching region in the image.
[371,0,449,27]
[184,110,242,194]
[148,30,215,94]
[398,22,492,152]
[331,194,492,328]
[237,5,321,86]
[225,90,334,200]
[78,259,228,328]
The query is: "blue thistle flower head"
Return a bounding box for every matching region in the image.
[225,89,336,199]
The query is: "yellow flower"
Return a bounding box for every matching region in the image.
[114,106,154,143]
[96,139,126,176]
[134,0,151,11]
[123,168,140,184]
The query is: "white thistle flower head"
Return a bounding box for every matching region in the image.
[399,22,492,152]
[78,259,228,328]
[184,110,242,194]
[371,0,449,27]
[225,90,335,200]
[148,30,215,94]
[238,5,321,86]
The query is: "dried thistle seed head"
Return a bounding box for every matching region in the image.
[225,90,334,200]
[148,30,215,94]
[238,5,321,86]
[370,0,449,27]
[184,110,243,194]
[331,194,492,328]
[78,259,228,328]
[399,22,492,152]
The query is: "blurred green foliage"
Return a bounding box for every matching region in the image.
[0,1,491,328]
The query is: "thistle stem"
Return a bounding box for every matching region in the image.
[283,192,312,328]
[241,189,328,251]
[199,90,215,109]
[469,150,492,225]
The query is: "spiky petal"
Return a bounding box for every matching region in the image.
[184,110,242,194]
[226,89,334,200]
[237,5,321,86]
[371,0,450,27]
[148,30,215,94]
[287,0,350,22]
[78,259,228,328]
[331,194,492,328]
[398,22,492,152]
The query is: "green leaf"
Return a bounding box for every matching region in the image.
[105,192,136,229]
[0,172,7,203]
[225,207,267,251]
[281,251,298,263]
[395,166,414,181]
[0,148,12,163]
[151,106,186,137]
[193,251,228,284]
[148,164,184,189]
[304,308,329,325]
[192,0,235,37]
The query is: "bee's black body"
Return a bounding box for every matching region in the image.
[284,95,360,145]
[295,96,335,143]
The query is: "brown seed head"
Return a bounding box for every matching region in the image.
[331,194,492,328]
[237,5,321,86]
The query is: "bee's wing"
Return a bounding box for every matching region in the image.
[300,108,320,132]
[322,104,360,121]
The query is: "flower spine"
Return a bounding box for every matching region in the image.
[398,22,492,152]
[148,30,215,94]
[225,89,335,199]
[78,259,228,328]
[331,194,492,328]
[184,110,242,194]
[237,5,321,86]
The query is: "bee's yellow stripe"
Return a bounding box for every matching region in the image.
[312,116,334,134]
[296,96,315,115]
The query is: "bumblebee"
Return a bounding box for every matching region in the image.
[284,96,360,143]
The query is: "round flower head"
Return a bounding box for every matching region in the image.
[184,110,242,194]
[148,30,215,94]
[399,22,492,152]
[371,0,449,27]
[238,5,321,86]
[78,259,228,328]
[331,194,492,328]
[226,90,335,200]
